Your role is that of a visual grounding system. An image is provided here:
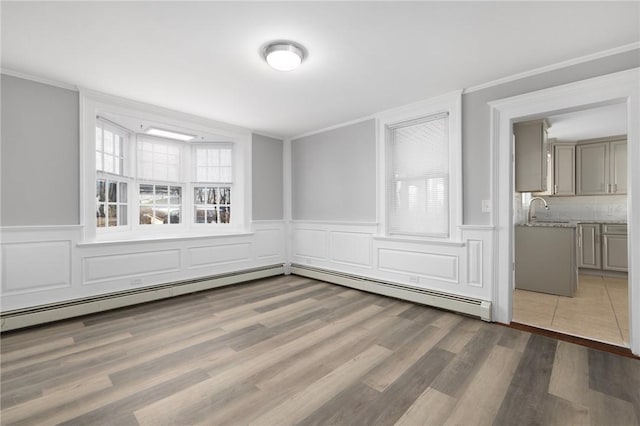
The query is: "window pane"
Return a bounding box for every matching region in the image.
[108,182,117,202]
[169,187,181,204]
[96,152,103,171]
[119,205,128,226]
[96,203,106,227]
[108,204,118,227]
[140,206,153,224]
[155,186,168,204]
[220,167,232,183]
[169,208,180,224]
[195,187,206,204]
[140,184,154,204]
[220,149,232,166]
[96,180,106,202]
[208,168,220,183]
[207,208,218,223]
[114,135,121,156]
[208,187,218,204]
[119,182,128,203]
[197,166,207,182]
[208,149,219,166]
[195,208,205,223]
[104,131,114,154]
[220,187,231,204]
[219,206,230,223]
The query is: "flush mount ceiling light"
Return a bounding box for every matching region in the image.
[263,41,305,72]
[145,127,195,141]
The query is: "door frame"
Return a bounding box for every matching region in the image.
[489,68,640,355]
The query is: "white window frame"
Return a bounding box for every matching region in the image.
[191,143,234,227]
[376,90,462,242]
[80,89,251,243]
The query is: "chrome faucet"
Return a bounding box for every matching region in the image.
[528,197,549,223]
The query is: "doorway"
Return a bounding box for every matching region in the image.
[489,69,640,355]
[511,104,629,346]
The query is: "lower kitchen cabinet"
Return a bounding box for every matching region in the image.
[603,231,628,272]
[578,223,628,273]
[578,223,601,269]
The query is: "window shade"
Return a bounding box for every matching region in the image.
[388,113,449,237]
[194,146,232,183]
[137,136,181,182]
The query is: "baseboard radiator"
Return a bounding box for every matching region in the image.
[0,264,285,332]
[291,264,492,322]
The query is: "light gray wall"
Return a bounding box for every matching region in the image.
[462,48,640,224]
[252,133,283,220]
[1,74,79,225]
[292,119,376,221]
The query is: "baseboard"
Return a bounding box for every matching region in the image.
[291,264,491,321]
[0,264,285,332]
[579,269,628,279]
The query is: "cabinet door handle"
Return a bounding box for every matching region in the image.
[613,183,617,193]
[554,184,558,194]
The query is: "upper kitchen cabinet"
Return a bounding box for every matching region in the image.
[576,136,627,195]
[553,143,576,196]
[515,119,548,192]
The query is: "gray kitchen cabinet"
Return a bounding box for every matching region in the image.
[515,225,577,297]
[602,224,628,272]
[514,119,548,192]
[578,223,601,269]
[610,140,627,194]
[553,143,575,196]
[576,138,627,195]
[576,142,608,195]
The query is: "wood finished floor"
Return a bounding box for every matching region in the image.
[1,275,639,426]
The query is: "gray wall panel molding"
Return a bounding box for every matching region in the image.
[1,74,80,225]
[252,133,284,220]
[292,119,376,221]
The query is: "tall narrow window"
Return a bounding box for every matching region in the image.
[387,113,449,237]
[95,119,129,228]
[193,145,232,224]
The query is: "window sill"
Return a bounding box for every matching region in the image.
[77,230,254,247]
[373,235,465,247]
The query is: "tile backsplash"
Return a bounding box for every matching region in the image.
[529,195,627,222]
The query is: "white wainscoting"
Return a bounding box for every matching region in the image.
[290,222,494,301]
[0,221,286,312]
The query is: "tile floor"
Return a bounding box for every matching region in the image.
[513,274,629,347]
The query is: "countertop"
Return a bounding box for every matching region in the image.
[516,219,627,228]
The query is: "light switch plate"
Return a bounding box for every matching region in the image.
[482,200,491,213]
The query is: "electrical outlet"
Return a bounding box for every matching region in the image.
[131,278,143,286]
[482,200,491,213]
[409,275,419,283]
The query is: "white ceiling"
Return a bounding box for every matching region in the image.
[547,103,628,142]
[1,2,639,138]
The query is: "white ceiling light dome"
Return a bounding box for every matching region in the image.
[263,41,305,72]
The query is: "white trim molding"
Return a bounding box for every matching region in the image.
[376,90,463,242]
[464,42,640,94]
[489,67,640,355]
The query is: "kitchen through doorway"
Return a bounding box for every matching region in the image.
[511,103,630,347]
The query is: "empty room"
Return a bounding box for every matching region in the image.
[1,2,639,425]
